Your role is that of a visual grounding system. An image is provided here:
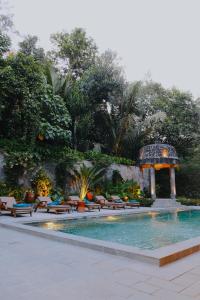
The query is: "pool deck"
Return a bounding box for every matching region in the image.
[1,207,200,299]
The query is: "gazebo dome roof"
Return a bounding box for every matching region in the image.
[138,143,179,168]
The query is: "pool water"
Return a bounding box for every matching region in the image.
[29,210,200,250]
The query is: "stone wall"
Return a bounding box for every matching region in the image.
[0,153,150,190]
[106,163,149,188]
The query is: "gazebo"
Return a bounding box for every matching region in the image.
[138,144,179,200]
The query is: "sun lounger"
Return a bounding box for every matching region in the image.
[95,195,126,209]
[67,195,80,210]
[110,195,140,208]
[126,199,140,208]
[35,196,71,214]
[0,197,33,217]
[84,198,101,211]
[68,195,101,211]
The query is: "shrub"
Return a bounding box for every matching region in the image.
[138,198,154,207]
[31,168,52,196]
[84,151,134,166]
[177,197,200,206]
[98,179,139,199]
[4,150,38,186]
[0,181,10,196]
[8,187,26,202]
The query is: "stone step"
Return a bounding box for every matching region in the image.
[152,198,183,208]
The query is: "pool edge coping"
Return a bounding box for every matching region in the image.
[1,208,200,266]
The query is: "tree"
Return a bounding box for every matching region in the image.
[0,0,14,32]
[0,0,13,56]
[0,52,72,145]
[39,87,71,143]
[0,30,10,55]
[19,35,45,62]
[0,53,46,142]
[134,81,200,157]
[49,28,97,78]
[73,164,105,200]
[45,64,66,95]
[44,64,94,150]
[80,50,125,103]
[79,50,126,151]
[64,80,94,150]
[92,81,166,158]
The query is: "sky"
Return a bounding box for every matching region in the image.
[7,0,200,98]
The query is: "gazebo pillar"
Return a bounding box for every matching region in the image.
[139,169,144,191]
[170,167,176,199]
[150,167,156,200]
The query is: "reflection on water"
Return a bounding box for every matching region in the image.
[42,222,65,231]
[28,210,200,250]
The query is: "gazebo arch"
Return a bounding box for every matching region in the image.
[138,144,179,200]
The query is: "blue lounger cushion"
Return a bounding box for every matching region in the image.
[47,200,61,206]
[13,203,32,208]
[114,199,123,203]
[84,199,95,204]
[129,200,139,203]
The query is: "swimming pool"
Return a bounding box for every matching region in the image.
[28,210,200,250]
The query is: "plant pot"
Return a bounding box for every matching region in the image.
[123,196,129,202]
[77,201,85,213]
[25,192,35,203]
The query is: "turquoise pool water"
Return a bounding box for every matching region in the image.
[28,210,200,250]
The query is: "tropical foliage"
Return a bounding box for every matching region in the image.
[0,2,200,198]
[73,164,105,200]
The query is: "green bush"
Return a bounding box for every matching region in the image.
[4,150,37,186]
[138,198,154,207]
[177,197,200,206]
[8,186,26,202]
[97,179,138,199]
[84,151,134,166]
[0,181,10,196]
[0,139,135,166]
[176,165,200,199]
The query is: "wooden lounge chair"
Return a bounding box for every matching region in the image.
[95,195,126,210]
[126,199,140,208]
[35,196,71,214]
[67,195,101,211]
[67,195,80,210]
[0,197,33,217]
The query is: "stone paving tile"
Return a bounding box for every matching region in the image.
[146,277,185,293]
[22,278,134,300]
[118,254,199,281]
[1,225,200,300]
[127,290,162,300]
[179,280,200,297]
[189,266,200,275]
[112,268,150,287]
[153,289,193,300]
[133,282,160,295]
[171,272,200,288]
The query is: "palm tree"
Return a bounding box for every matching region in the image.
[102,82,166,157]
[45,64,66,95]
[73,164,105,200]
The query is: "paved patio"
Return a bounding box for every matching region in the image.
[1,209,200,299]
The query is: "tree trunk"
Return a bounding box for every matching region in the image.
[72,118,78,150]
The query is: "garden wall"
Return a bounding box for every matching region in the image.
[0,153,150,190]
[42,161,150,190]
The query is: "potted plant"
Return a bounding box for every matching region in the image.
[74,164,105,213]
[25,188,35,203]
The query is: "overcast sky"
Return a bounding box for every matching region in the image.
[8,0,200,98]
